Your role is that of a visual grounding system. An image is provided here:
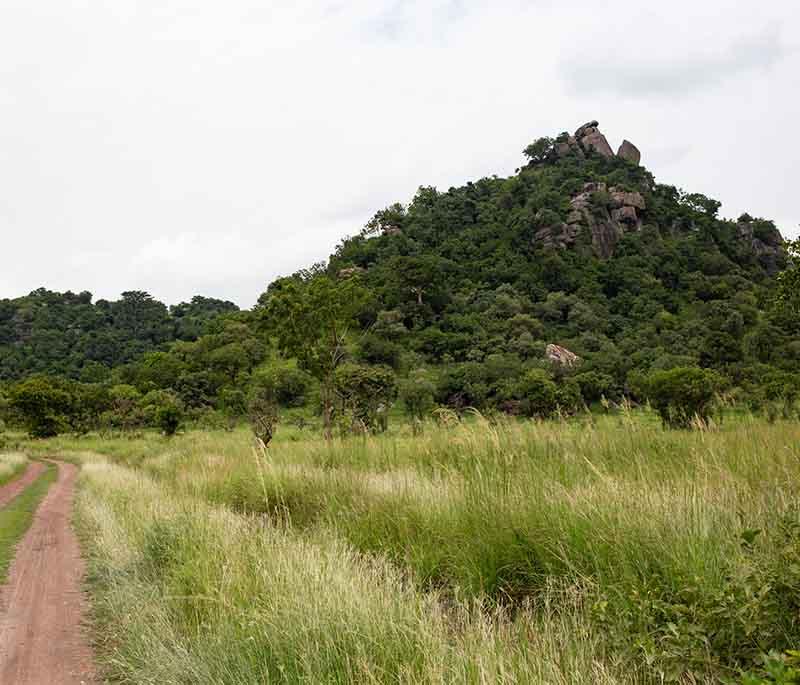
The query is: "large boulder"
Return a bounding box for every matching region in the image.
[546,344,580,367]
[580,130,614,158]
[617,140,641,165]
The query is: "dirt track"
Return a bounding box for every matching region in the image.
[0,461,96,684]
[0,462,46,508]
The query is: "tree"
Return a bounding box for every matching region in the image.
[263,274,371,439]
[644,367,723,428]
[523,137,555,163]
[247,385,278,450]
[9,376,74,438]
[141,390,184,436]
[334,363,397,433]
[398,369,436,423]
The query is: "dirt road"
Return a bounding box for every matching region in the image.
[0,461,46,508]
[0,461,96,684]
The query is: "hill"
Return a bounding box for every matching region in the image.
[318,120,792,406]
[1,120,798,435]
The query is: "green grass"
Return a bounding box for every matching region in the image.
[36,412,800,683]
[0,452,28,488]
[0,462,57,581]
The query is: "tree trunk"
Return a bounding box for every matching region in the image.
[321,380,333,441]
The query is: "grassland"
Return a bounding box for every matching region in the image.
[26,412,800,683]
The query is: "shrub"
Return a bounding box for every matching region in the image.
[644,366,723,428]
[141,390,184,436]
[247,386,279,449]
[574,370,618,403]
[514,369,558,418]
[8,376,74,438]
[398,369,436,421]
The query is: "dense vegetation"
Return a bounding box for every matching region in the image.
[1,124,799,437]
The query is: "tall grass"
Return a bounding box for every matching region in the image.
[0,451,28,487]
[76,460,633,684]
[49,412,800,682]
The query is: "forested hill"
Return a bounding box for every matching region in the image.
[316,120,794,401]
[0,291,238,381]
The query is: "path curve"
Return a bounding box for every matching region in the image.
[0,462,46,509]
[0,461,96,684]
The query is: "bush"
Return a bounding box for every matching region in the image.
[8,376,74,438]
[398,369,436,421]
[514,369,558,418]
[574,370,618,403]
[141,390,184,436]
[644,367,723,428]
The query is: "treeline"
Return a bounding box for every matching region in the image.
[2,126,800,438]
[0,290,238,380]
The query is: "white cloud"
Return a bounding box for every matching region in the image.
[0,0,798,307]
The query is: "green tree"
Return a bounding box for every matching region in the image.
[141,390,184,436]
[263,274,371,439]
[334,363,397,433]
[398,369,436,422]
[9,376,74,438]
[645,367,724,428]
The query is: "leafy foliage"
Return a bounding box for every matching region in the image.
[644,367,724,427]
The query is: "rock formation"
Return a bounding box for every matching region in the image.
[534,182,647,258]
[617,140,641,165]
[575,121,614,159]
[337,266,365,279]
[552,120,641,166]
[546,344,580,367]
[736,217,786,275]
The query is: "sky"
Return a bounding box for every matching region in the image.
[1,1,798,308]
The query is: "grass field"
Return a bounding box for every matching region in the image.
[26,412,800,683]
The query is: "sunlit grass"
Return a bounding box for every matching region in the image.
[37,411,800,682]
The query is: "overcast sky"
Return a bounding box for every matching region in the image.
[1,1,798,307]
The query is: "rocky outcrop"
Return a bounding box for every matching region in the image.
[337,266,365,279]
[553,121,641,166]
[617,140,641,165]
[736,218,787,275]
[575,122,614,159]
[546,344,580,367]
[536,182,646,258]
[533,221,580,250]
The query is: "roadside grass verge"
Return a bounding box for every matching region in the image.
[75,461,636,684]
[0,462,57,581]
[0,452,28,488]
[40,414,800,680]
